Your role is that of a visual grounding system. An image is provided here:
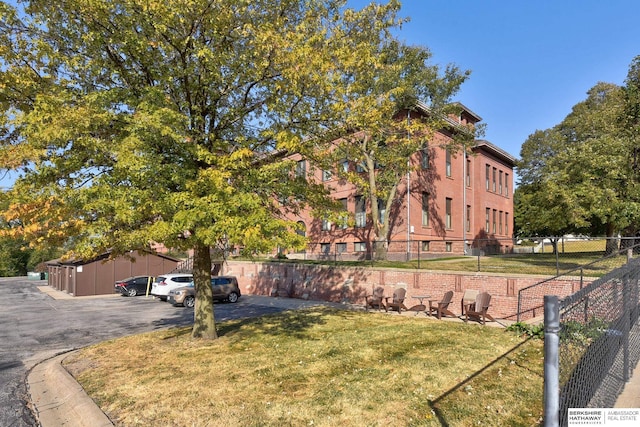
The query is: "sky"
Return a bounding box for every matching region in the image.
[2,1,640,189]
[365,0,640,162]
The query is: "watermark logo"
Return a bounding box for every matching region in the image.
[568,409,639,426]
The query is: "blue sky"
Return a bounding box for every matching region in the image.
[362,0,640,164]
[2,1,639,189]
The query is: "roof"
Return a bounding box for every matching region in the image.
[450,102,482,122]
[414,100,480,132]
[45,249,181,266]
[473,139,518,166]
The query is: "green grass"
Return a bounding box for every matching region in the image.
[268,251,627,278]
[64,308,543,427]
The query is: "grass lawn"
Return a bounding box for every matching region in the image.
[276,254,626,278]
[64,308,543,427]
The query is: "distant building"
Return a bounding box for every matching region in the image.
[46,250,179,296]
[286,103,517,259]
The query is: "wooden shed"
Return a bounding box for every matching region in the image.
[45,251,180,297]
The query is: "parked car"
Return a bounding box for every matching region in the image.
[114,276,154,297]
[151,273,194,301]
[168,276,241,308]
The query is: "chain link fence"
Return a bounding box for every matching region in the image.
[294,236,638,273]
[516,246,636,322]
[543,257,640,426]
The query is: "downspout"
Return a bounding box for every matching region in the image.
[463,152,467,254]
[407,110,411,261]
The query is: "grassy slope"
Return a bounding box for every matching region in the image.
[65,308,543,427]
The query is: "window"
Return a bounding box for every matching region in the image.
[354,242,366,252]
[356,161,365,173]
[505,212,509,235]
[320,243,331,254]
[499,170,503,194]
[421,148,429,170]
[336,243,347,254]
[485,164,490,190]
[485,208,490,232]
[421,192,430,226]
[338,198,348,229]
[493,209,497,234]
[322,169,332,181]
[421,241,430,251]
[321,218,331,231]
[445,242,452,252]
[296,160,306,178]
[355,195,366,228]
[466,158,471,187]
[445,197,452,229]
[377,199,386,224]
[466,205,471,232]
[505,173,509,196]
[492,167,497,192]
[341,160,349,173]
[499,211,503,234]
[445,149,452,177]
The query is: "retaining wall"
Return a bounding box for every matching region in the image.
[223,261,590,320]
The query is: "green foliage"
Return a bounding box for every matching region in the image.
[0,0,464,337]
[506,321,544,339]
[516,59,640,241]
[559,318,610,346]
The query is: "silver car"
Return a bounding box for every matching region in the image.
[151,273,193,301]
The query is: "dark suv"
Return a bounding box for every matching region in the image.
[168,276,241,308]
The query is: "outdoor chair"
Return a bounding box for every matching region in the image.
[365,286,386,311]
[460,289,479,317]
[463,292,495,325]
[385,288,408,313]
[428,290,456,319]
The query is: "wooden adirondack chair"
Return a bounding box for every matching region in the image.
[365,286,386,311]
[385,288,408,313]
[428,290,456,319]
[463,292,495,325]
[461,289,479,316]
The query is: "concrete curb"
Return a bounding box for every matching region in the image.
[27,351,114,427]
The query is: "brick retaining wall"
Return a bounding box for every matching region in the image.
[223,261,590,321]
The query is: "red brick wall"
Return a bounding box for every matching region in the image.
[223,260,589,321]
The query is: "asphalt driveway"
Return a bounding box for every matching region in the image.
[0,277,347,427]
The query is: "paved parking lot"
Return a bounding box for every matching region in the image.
[0,277,348,427]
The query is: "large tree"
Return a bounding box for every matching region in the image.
[309,35,474,260]
[516,74,640,253]
[0,0,452,337]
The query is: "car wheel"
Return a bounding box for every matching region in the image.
[184,295,195,308]
[227,292,239,303]
[127,288,138,297]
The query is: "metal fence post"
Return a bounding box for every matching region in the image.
[544,295,560,427]
[623,268,631,382]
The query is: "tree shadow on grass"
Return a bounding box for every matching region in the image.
[428,337,543,426]
[160,306,358,341]
[217,306,358,340]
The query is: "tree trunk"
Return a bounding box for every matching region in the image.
[605,223,619,255]
[373,237,388,261]
[192,242,217,339]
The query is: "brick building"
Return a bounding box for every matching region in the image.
[287,103,517,259]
